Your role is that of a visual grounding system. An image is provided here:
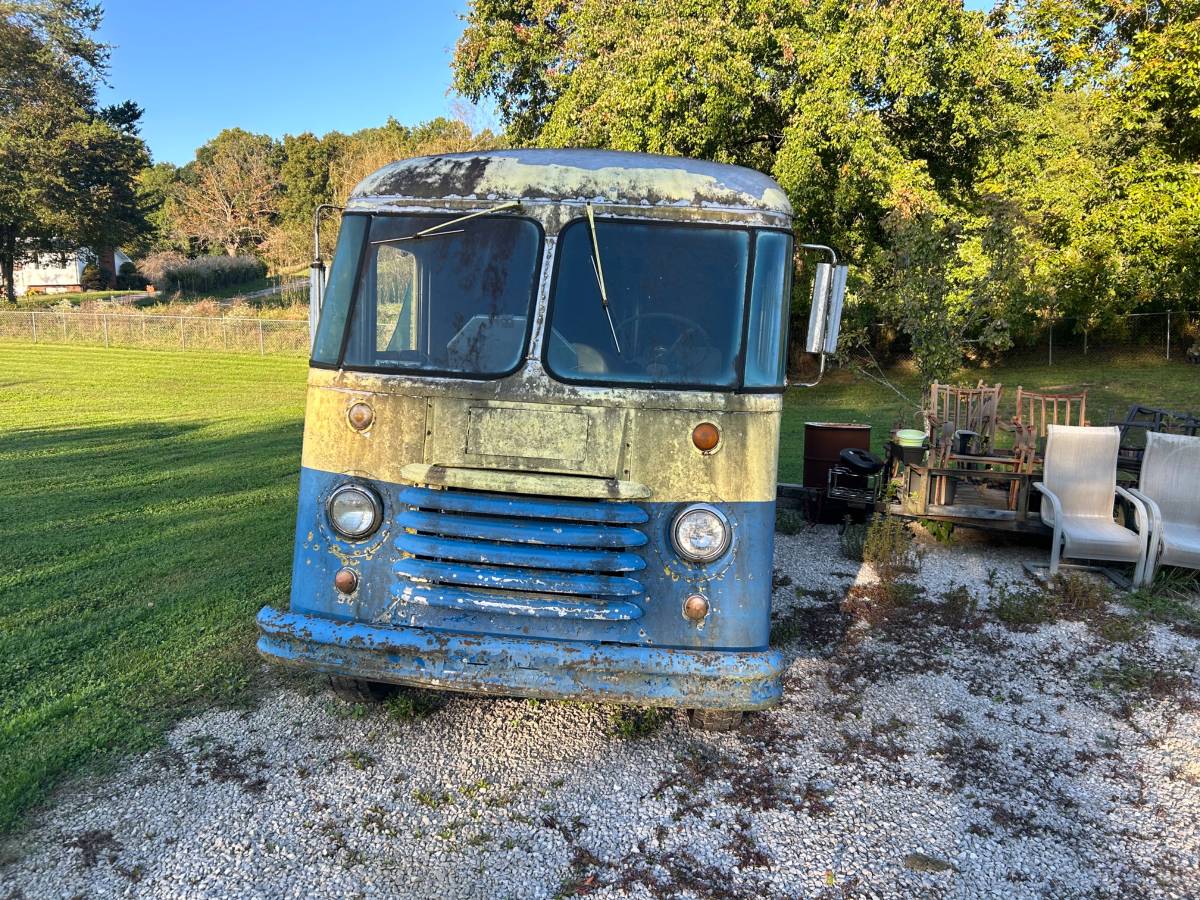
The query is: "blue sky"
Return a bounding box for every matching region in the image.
[97,0,479,166]
[98,0,996,167]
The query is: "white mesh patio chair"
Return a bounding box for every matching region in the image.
[1128,432,1200,585]
[1031,425,1151,587]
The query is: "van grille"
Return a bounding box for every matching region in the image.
[392,486,648,621]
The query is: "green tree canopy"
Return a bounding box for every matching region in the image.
[453,0,1200,383]
[0,0,149,302]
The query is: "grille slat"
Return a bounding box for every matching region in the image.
[397,509,647,549]
[394,485,648,614]
[395,582,643,621]
[397,486,648,525]
[400,533,645,573]
[395,558,643,598]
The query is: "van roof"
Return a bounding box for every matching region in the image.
[348,149,792,216]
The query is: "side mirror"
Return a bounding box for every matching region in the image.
[804,261,848,355]
[824,264,847,355]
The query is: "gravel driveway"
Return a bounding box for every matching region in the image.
[3,525,1198,899]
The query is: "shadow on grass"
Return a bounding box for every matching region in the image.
[0,418,303,833]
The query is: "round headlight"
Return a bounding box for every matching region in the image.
[326,484,382,540]
[671,504,730,563]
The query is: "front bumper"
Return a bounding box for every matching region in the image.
[257,608,783,710]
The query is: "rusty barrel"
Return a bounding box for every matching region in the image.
[803,422,871,491]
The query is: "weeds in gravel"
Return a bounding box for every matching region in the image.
[459,778,490,799]
[775,508,807,534]
[385,690,441,723]
[609,707,671,739]
[841,581,923,626]
[413,788,450,810]
[839,518,868,562]
[995,585,1058,628]
[1125,580,1200,634]
[862,515,919,582]
[941,585,981,628]
[1096,615,1146,643]
[330,701,370,721]
[995,573,1106,628]
[1050,572,1111,614]
[344,750,375,771]
[1089,659,1194,705]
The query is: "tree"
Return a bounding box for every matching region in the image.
[452,0,1200,383]
[0,1,150,303]
[172,128,280,256]
[452,0,1036,383]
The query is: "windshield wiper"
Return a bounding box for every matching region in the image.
[370,200,521,245]
[585,202,622,354]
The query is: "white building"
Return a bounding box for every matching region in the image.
[13,248,132,296]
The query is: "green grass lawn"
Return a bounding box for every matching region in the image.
[0,345,307,832]
[1,342,1197,832]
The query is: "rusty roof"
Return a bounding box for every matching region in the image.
[347,149,792,216]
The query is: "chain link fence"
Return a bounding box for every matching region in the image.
[0,310,309,355]
[858,310,1200,368]
[1038,311,1200,364]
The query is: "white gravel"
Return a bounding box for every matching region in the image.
[3,524,1199,899]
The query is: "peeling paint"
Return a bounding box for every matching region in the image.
[349,149,792,218]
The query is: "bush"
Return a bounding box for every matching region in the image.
[863,515,918,582]
[115,260,146,290]
[136,252,265,294]
[80,263,108,290]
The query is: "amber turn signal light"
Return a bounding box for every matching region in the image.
[683,594,710,622]
[692,422,720,452]
[334,567,359,595]
[347,401,374,431]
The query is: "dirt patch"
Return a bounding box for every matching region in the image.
[62,829,122,868]
[191,742,269,794]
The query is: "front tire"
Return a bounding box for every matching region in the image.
[688,709,744,732]
[328,675,399,704]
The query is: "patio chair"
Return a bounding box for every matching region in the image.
[1128,432,1200,584]
[925,380,1004,457]
[1031,425,1151,587]
[1012,387,1088,447]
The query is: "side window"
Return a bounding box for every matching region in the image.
[743,231,793,388]
[375,244,418,352]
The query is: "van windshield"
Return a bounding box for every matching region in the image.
[318,213,542,377]
[544,219,750,389]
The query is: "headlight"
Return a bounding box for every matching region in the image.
[326,484,383,539]
[671,504,730,563]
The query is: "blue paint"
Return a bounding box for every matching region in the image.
[398,533,647,573]
[390,581,643,621]
[398,485,649,524]
[257,608,783,710]
[265,466,780,707]
[396,509,648,548]
[394,558,645,598]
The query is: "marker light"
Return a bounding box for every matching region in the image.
[671,504,731,563]
[334,567,359,594]
[347,401,374,431]
[683,594,710,622]
[692,422,720,452]
[327,485,383,540]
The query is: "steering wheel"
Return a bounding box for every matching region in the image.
[614,312,715,359]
